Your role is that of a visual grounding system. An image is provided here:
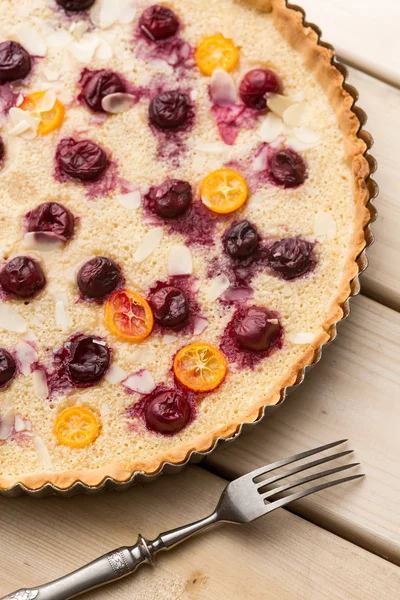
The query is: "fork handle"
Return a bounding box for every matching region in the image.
[1,536,153,600]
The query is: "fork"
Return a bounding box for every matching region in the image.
[3,439,363,600]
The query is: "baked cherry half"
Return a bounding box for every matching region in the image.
[269,148,307,188]
[232,306,282,352]
[0,41,31,83]
[0,349,16,387]
[56,138,109,182]
[147,179,192,218]
[144,388,192,434]
[77,257,122,301]
[67,335,110,385]
[266,237,316,280]
[149,91,190,130]
[239,68,282,110]
[223,220,259,259]
[56,0,96,11]
[149,285,189,327]
[26,202,75,240]
[79,69,127,113]
[0,257,46,299]
[139,4,179,41]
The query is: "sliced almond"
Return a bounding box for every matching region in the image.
[68,37,100,63]
[14,415,26,433]
[193,316,209,335]
[267,94,294,118]
[101,93,136,114]
[117,189,141,210]
[133,227,163,263]
[206,275,230,302]
[259,112,285,143]
[0,408,14,440]
[96,39,113,60]
[33,436,53,470]
[40,89,57,112]
[15,341,38,376]
[23,232,65,252]
[123,370,155,394]
[195,142,225,154]
[210,68,238,106]
[163,334,179,344]
[46,30,73,48]
[0,304,27,333]
[105,364,127,384]
[16,25,47,56]
[32,370,49,399]
[282,102,307,128]
[293,126,321,145]
[168,245,193,276]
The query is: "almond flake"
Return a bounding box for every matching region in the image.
[9,120,31,136]
[9,107,38,139]
[32,370,49,399]
[55,300,72,330]
[133,227,163,263]
[195,142,225,154]
[14,415,26,433]
[16,25,47,56]
[0,408,15,440]
[288,332,315,344]
[105,364,127,384]
[68,36,100,63]
[15,341,38,376]
[40,89,57,112]
[193,316,209,335]
[46,30,73,48]
[293,126,321,145]
[23,232,64,252]
[259,112,285,143]
[96,39,113,60]
[282,102,306,128]
[284,136,311,152]
[206,275,230,302]
[123,370,155,394]
[210,69,237,106]
[0,304,27,333]
[33,436,53,470]
[117,189,141,210]
[314,212,337,239]
[101,93,135,114]
[222,287,253,302]
[43,68,60,82]
[267,94,294,117]
[168,245,193,276]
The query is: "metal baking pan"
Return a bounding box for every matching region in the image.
[0,1,378,498]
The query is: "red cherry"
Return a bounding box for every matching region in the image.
[233,306,282,352]
[239,68,282,110]
[0,257,46,299]
[139,5,179,41]
[144,389,191,434]
[0,41,31,82]
[269,148,307,188]
[56,138,109,182]
[67,335,110,384]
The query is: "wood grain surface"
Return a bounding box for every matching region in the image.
[1,467,400,600]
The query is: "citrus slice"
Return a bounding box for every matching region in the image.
[173,342,227,392]
[201,168,248,214]
[20,90,65,135]
[195,34,239,76]
[105,289,154,342]
[54,406,100,449]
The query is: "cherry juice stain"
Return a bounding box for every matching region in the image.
[211,103,258,146]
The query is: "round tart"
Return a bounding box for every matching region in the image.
[0,0,370,492]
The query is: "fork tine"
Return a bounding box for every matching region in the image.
[263,473,365,514]
[256,450,354,490]
[261,462,360,500]
[249,439,348,481]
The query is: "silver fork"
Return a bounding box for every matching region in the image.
[3,440,363,600]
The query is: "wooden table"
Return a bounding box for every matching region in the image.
[1,2,400,598]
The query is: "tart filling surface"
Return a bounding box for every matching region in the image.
[0,0,369,490]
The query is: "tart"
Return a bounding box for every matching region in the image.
[0,0,370,491]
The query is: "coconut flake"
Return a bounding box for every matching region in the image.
[206,275,230,302]
[117,189,141,210]
[168,245,193,276]
[46,30,73,48]
[32,370,49,399]
[163,334,178,344]
[314,212,337,239]
[105,364,127,384]
[15,341,38,376]
[16,25,47,56]
[210,69,237,106]
[101,93,135,114]
[33,436,53,470]
[259,112,285,143]
[267,94,294,117]
[282,103,307,129]
[23,232,65,252]
[133,227,163,263]
[0,408,15,440]
[0,304,27,333]
[124,370,156,394]
[14,415,26,433]
[193,316,209,335]
[288,332,315,344]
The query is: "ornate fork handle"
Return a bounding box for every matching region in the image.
[2,514,218,600]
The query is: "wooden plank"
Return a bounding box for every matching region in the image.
[299,0,400,86]
[204,295,400,565]
[346,67,400,310]
[1,466,399,600]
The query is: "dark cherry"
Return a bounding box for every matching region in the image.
[0,349,16,387]
[145,388,191,434]
[233,306,282,352]
[223,220,259,260]
[67,335,110,384]
[266,237,315,280]
[77,257,122,300]
[56,138,109,182]
[148,179,192,218]
[239,68,282,110]
[26,202,75,240]
[149,286,189,327]
[0,41,31,83]
[149,91,190,130]
[55,0,96,11]
[0,137,5,164]
[0,257,46,299]
[139,5,179,41]
[80,69,126,113]
[269,148,307,188]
